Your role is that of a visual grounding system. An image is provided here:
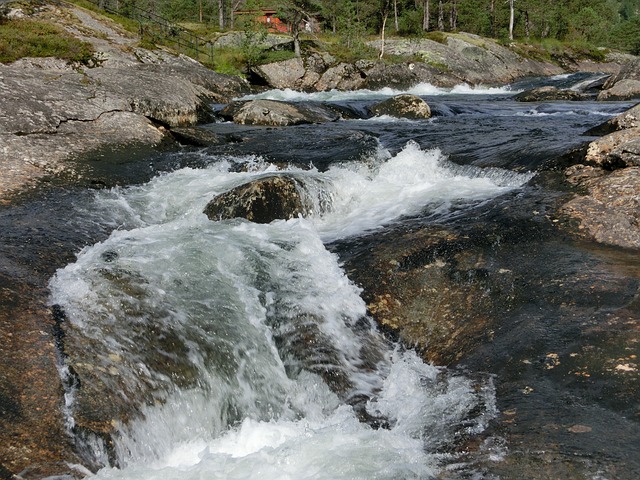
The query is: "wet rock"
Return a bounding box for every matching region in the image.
[345,228,514,366]
[218,99,340,126]
[369,94,432,119]
[169,126,224,146]
[558,103,640,249]
[583,128,640,169]
[513,86,588,102]
[584,103,640,135]
[561,166,640,249]
[203,175,309,223]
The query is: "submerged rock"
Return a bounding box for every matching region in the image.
[513,86,588,102]
[219,99,340,126]
[369,94,432,119]
[204,175,309,223]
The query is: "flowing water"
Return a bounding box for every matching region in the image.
[39,73,637,478]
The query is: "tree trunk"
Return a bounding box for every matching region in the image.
[449,0,457,31]
[489,0,495,37]
[524,9,530,38]
[423,0,430,31]
[379,13,388,59]
[509,0,514,40]
[218,0,224,30]
[199,0,203,23]
[394,0,399,32]
[438,0,444,31]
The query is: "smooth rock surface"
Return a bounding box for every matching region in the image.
[598,57,640,100]
[559,103,640,249]
[218,99,340,126]
[369,94,432,119]
[204,175,309,223]
[514,86,588,102]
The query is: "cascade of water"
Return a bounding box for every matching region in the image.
[49,142,528,478]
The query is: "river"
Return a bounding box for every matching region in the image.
[6,73,638,478]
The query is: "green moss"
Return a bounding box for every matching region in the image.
[0,18,95,64]
[508,37,610,65]
[424,31,448,45]
[258,49,295,65]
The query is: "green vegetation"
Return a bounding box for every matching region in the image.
[112,0,639,55]
[0,17,95,64]
[1,0,638,73]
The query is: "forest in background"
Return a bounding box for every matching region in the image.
[127,0,640,54]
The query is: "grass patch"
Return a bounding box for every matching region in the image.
[213,46,245,76]
[424,31,449,44]
[259,49,295,64]
[508,37,610,64]
[0,17,95,64]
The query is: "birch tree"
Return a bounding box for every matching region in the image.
[508,0,514,40]
[422,0,430,31]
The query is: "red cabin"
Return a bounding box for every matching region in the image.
[234,9,290,33]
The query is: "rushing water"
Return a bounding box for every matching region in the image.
[46,73,635,478]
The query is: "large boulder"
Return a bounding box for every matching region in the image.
[314,62,367,91]
[558,103,640,249]
[203,175,309,223]
[597,79,640,101]
[362,62,459,90]
[513,86,588,102]
[369,94,432,119]
[251,57,306,89]
[598,57,640,101]
[250,53,337,91]
[218,99,340,126]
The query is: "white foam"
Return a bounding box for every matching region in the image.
[311,141,533,241]
[90,351,494,480]
[237,82,518,102]
[49,143,513,479]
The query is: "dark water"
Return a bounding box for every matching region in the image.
[1,73,638,478]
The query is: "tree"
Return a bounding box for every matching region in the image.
[379,0,391,58]
[422,0,430,31]
[508,0,514,40]
[278,0,321,57]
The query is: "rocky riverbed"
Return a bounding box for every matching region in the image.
[1,1,640,478]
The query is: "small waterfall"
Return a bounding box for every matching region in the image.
[49,142,529,477]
